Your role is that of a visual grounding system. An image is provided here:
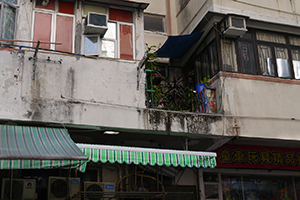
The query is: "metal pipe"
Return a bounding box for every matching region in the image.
[19,45,37,53]
[9,169,13,200]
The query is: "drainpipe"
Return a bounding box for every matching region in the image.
[125,165,129,191]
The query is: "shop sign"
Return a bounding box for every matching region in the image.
[216,145,300,170]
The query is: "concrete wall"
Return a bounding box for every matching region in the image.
[211,74,300,141]
[134,0,169,49]
[174,0,300,34]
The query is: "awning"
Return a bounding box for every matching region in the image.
[0,125,88,170]
[156,32,203,59]
[77,144,217,170]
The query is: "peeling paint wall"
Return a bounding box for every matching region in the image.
[0,50,224,136]
[212,75,300,140]
[173,0,300,34]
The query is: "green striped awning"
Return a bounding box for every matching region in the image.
[77,144,217,169]
[0,125,88,170]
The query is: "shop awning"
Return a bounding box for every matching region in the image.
[77,144,217,169]
[156,32,203,59]
[0,125,88,170]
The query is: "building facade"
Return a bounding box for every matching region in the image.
[138,0,300,199]
[0,0,218,200]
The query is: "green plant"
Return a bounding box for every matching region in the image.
[201,75,211,87]
[144,44,198,111]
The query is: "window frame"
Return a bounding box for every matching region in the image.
[0,1,18,41]
[233,29,300,79]
[82,5,135,59]
[144,13,165,32]
[32,0,75,53]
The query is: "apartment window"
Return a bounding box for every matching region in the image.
[33,0,74,53]
[83,7,134,59]
[144,14,164,32]
[0,0,17,4]
[291,49,300,79]
[227,29,300,79]
[238,41,256,74]
[221,39,238,72]
[84,22,117,58]
[0,1,17,40]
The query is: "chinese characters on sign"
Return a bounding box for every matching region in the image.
[217,145,300,170]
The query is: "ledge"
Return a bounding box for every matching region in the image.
[210,71,300,85]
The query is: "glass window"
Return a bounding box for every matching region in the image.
[209,41,219,76]
[33,12,52,49]
[101,40,115,58]
[257,44,275,76]
[56,15,73,52]
[103,22,116,40]
[292,49,300,79]
[36,0,55,10]
[59,0,74,15]
[109,8,133,23]
[238,41,256,74]
[0,2,16,40]
[84,36,98,55]
[289,36,300,46]
[243,175,295,200]
[34,0,74,53]
[222,175,243,200]
[275,47,291,78]
[256,31,286,44]
[222,175,295,200]
[221,40,238,72]
[144,15,165,32]
[120,24,133,59]
[294,177,300,199]
[0,0,17,4]
[205,184,219,199]
[204,173,219,182]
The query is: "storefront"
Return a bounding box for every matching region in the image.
[200,144,300,200]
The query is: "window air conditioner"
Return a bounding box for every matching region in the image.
[84,182,115,200]
[1,178,36,200]
[84,12,108,37]
[48,176,80,200]
[223,15,247,37]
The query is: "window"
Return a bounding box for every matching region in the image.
[226,29,300,79]
[238,41,256,74]
[0,1,17,40]
[33,0,74,53]
[221,39,238,72]
[83,7,134,59]
[291,49,300,79]
[144,14,165,32]
[84,22,117,58]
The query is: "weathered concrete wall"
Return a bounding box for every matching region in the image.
[175,0,300,34]
[211,74,300,141]
[0,50,223,136]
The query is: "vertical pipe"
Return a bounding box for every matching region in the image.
[156,166,159,191]
[135,166,137,190]
[166,0,172,35]
[196,169,200,200]
[125,165,129,191]
[9,169,13,200]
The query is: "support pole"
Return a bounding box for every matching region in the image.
[32,40,40,80]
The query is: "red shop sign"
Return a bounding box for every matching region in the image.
[216,145,300,170]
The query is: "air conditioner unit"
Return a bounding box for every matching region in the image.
[48,176,80,200]
[84,12,108,37]
[84,182,115,200]
[223,15,247,37]
[1,178,36,200]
